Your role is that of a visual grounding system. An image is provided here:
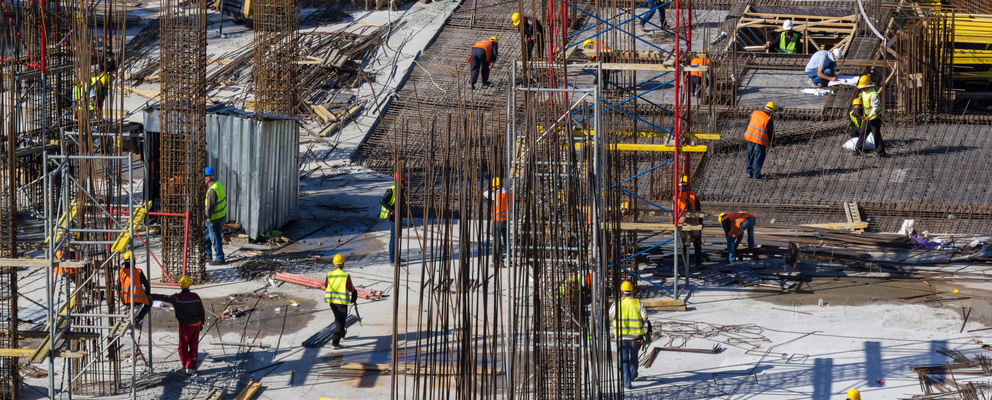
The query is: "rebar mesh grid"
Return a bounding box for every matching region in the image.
[0,58,20,400]
[253,0,299,116]
[160,0,208,283]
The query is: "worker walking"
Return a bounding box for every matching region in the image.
[744,102,776,179]
[118,254,151,330]
[469,36,499,90]
[203,167,226,265]
[805,48,843,87]
[639,0,667,30]
[609,281,650,389]
[855,75,886,157]
[675,177,703,267]
[847,389,862,400]
[324,254,358,350]
[765,20,803,54]
[380,172,405,263]
[153,276,205,375]
[512,13,544,61]
[483,178,510,265]
[719,211,756,262]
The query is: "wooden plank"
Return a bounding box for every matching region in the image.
[800,222,868,230]
[573,143,708,152]
[0,348,86,358]
[620,223,702,231]
[641,299,686,307]
[0,258,85,269]
[233,381,262,400]
[125,87,160,99]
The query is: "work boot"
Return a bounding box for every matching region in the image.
[471,84,476,90]
[209,260,225,266]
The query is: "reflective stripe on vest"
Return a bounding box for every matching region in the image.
[861,88,881,120]
[726,211,754,238]
[745,109,771,147]
[379,185,395,219]
[849,110,863,129]
[206,181,227,221]
[324,269,350,305]
[614,298,644,337]
[473,40,494,62]
[494,191,508,221]
[119,268,150,305]
[778,32,798,54]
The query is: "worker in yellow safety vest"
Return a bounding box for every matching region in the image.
[204,167,227,265]
[855,75,886,157]
[765,19,803,54]
[324,254,358,349]
[609,281,650,389]
[380,172,405,263]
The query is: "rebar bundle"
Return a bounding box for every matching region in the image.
[253,0,299,116]
[0,53,19,400]
[159,0,208,282]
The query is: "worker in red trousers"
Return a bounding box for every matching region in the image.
[154,276,205,375]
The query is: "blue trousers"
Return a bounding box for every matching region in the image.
[204,220,224,262]
[494,220,507,263]
[619,339,640,387]
[469,48,490,86]
[745,141,767,178]
[806,65,835,86]
[726,217,756,260]
[388,218,403,263]
[640,1,666,27]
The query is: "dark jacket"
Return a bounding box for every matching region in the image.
[767,31,803,54]
[523,17,544,39]
[154,289,206,326]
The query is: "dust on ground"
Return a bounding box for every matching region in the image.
[149,291,325,341]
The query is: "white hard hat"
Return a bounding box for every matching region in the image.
[782,20,793,30]
[831,48,843,60]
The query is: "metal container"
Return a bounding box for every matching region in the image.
[145,104,299,239]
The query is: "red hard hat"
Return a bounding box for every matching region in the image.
[394,172,404,181]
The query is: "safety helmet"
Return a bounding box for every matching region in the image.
[492,177,500,187]
[857,75,872,89]
[851,98,863,106]
[680,175,689,183]
[490,36,499,44]
[718,212,727,223]
[782,19,793,30]
[847,389,861,400]
[765,102,776,111]
[583,39,594,49]
[831,48,843,60]
[123,251,131,260]
[204,166,215,176]
[178,276,192,289]
[512,12,521,26]
[620,281,634,292]
[394,172,404,181]
[333,253,345,265]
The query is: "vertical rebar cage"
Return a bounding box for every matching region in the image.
[254,0,299,116]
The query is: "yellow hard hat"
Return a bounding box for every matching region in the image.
[178,276,192,289]
[490,36,498,44]
[857,75,872,89]
[123,251,131,260]
[620,281,634,292]
[512,12,521,26]
[718,212,727,223]
[765,102,776,110]
[492,177,500,187]
[680,175,689,183]
[583,39,594,49]
[851,98,862,106]
[847,389,861,400]
[333,253,345,265]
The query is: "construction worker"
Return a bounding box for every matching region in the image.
[558,272,593,305]
[847,98,865,138]
[609,281,650,389]
[512,13,544,61]
[805,48,843,87]
[583,39,612,84]
[639,0,667,30]
[324,254,358,349]
[152,276,205,375]
[719,211,756,262]
[72,78,95,122]
[744,102,775,179]
[675,176,703,267]
[847,388,862,400]
[483,177,510,264]
[856,75,886,157]
[203,167,226,265]
[91,59,114,117]
[689,51,710,94]
[380,172,405,263]
[118,253,151,330]
[765,19,803,54]
[469,36,498,90]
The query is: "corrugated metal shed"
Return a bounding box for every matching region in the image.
[144,104,299,239]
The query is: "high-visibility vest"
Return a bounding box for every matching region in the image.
[613,297,644,337]
[379,185,395,219]
[205,181,227,221]
[861,87,881,120]
[677,190,699,225]
[744,109,771,147]
[689,57,710,77]
[778,31,799,54]
[494,190,509,221]
[73,84,93,111]
[324,269,351,305]
[119,268,150,305]
[585,41,610,61]
[849,110,863,129]
[725,211,755,238]
[472,40,495,62]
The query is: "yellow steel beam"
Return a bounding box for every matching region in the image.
[574,143,707,152]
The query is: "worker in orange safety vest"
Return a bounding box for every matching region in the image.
[744,102,776,179]
[483,177,511,265]
[675,176,703,267]
[468,36,499,90]
[719,211,756,262]
[119,252,151,330]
